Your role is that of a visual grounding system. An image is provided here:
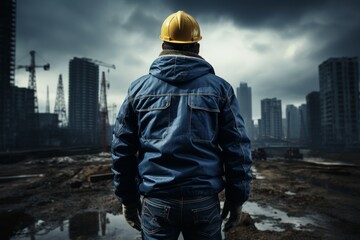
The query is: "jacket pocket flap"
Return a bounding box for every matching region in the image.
[188,95,220,112]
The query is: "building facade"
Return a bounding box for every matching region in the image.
[306,91,321,146]
[0,0,16,150]
[319,57,359,146]
[12,87,37,148]
[68,57,99,145]
[286,104,301,141]
[259,98,283,140]
[236,82,253,139]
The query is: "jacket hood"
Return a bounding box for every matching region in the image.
[149,52,215,84]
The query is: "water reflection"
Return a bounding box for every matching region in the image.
[69,211,99,239]
[10,211,141,240]
[6,201,322,239]
[243,201,322,232]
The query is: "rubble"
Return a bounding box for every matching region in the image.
[0,152,359,239]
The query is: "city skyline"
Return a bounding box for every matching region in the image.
[14,0,360,120]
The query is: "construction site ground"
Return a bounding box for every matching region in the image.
[0,152,359,239]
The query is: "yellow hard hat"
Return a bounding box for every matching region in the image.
[160,11,202,44]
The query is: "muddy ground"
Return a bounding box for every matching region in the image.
[0,152,359,239]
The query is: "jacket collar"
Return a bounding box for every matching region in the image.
[159,50,204,60]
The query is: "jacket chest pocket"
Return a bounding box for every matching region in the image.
[135,96,170,140]
[188,95,220,142]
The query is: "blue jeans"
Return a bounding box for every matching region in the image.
[141,195,222,240]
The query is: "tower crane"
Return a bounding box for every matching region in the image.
[86,58,116,151]
[17,50,50,113]
[83,58,116,70]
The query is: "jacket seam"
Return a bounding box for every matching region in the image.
[133,93,221,100]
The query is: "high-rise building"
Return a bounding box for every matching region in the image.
[68,57,99,145]
[0,0,16,150]
[259,98,282,140]
[299,104,308,143]
[236,82,253,139]
[286,104,300,141]
[306,91,321,146]
[319,57,359,146]
[13,87,37,148]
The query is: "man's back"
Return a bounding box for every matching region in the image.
[111,10,252,240]
[129,53,235,198]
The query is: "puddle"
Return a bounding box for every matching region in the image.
[0,174,44,183]
[243,201,321,232]
[252,166,266,180]
[5,202,321,239]
[9,211,141,240]
[0,210,34,239]
[284,191,296,196]
[7,209,225,240]
[302,157,356,167]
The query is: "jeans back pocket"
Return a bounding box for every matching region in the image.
[142,198,170,235]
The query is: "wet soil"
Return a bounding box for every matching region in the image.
[0,153,359,239]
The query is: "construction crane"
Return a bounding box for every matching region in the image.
[109,103,118,126]
[86,58,116,151]
[84,58,116,71]
[17,50,50,113]
[45,85,50,113]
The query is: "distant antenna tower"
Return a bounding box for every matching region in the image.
[54,74,67,127]
[45,85,50,113]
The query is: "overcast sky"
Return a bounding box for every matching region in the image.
[15,0,360,122]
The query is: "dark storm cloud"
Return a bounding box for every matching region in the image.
[124,0,360,61]
[312,25,360,60]
[17,0,113,57]
[15,0,360,118]
[167,0,360,55]
[120,8,161,39]
[164,0,327,28]
[17,0,360,58]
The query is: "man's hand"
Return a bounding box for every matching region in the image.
[123,200,142,231]
[221,200,242,232]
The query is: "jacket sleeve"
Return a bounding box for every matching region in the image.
[219,86,252,206]
[111,94,140,205]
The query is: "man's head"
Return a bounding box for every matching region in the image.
[160,11,201,54]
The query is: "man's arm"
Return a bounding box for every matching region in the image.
[219,86,252,231]
[111,95,140,205]
[219,87,252,206]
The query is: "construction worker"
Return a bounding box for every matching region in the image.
[111,10,252,240]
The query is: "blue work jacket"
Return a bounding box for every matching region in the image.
[111,51,252,206]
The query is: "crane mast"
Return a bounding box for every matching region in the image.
[99,71,109,152]
[54,74,67,127]
[87,58,116,151]
[17,50,50,113]
[45,85,50,113]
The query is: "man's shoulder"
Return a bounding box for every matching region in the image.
[129,74,151,90]
[205,73,233,90]
[127,74,158,98]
